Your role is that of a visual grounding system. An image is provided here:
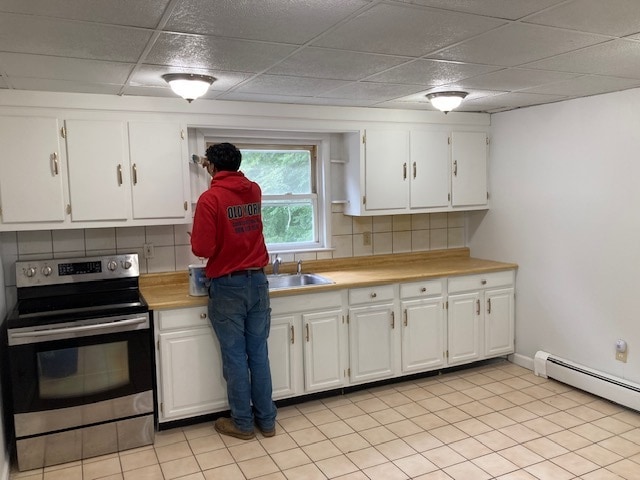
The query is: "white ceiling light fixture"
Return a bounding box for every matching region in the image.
[162,73,216,103]
[426,91,468,113]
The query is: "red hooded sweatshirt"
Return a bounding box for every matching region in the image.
[191,171,269,278]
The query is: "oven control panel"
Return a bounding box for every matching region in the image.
[16,254,140,287]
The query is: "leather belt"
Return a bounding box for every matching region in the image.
[226,268,264,277]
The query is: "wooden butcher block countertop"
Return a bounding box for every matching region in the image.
[140,248,518,310]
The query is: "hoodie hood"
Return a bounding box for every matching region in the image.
[210,170,253,192]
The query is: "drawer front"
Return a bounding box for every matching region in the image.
[349,284,395,305]
[400,279,444,299]
[448,270,515,294]
[158,306,210,331]
[271,291,342,314]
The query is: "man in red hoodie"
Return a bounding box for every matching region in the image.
[191,142,276,440]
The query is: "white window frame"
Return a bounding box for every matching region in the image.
[202,130,331,254]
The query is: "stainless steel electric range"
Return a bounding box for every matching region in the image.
[5,253,154,471]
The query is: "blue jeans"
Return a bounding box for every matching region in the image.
[208,270,276,432]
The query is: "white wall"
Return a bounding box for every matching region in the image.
[468,87,640,384]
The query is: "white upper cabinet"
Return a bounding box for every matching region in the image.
[0,115,191,231]
[451,131,488,207]
[0,116,66,224]
[344,128,488,216]
[362,129,410,211]
[129,121,188,220]
[410,131,451,209]
[65,119,130,222]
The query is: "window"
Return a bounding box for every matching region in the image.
[205,140,325,251]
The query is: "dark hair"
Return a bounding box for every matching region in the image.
[205,143,242,171]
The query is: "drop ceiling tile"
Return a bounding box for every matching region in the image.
[0,53,134,84]
[520,75,640,96]
[312,2,505,56]
[131,65,252,91]
[220,91,376,107]
[167,0,369,44]
[525,0,640,36]
[0,13,151,62]
[234,74,350,96]
[0,0,171,28]
[432,23,607,66]
[405,0,566,20]
[267,47,409,81]
[9,77,123,95]
[525,39,640,79]
[319,82,426,101]
[121,85,180,99]
[367,59,500,86]
[459,68,580,91]
[146,33,298,73]
[462,91,567,110]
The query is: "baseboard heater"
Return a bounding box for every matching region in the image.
[534,351,640,412]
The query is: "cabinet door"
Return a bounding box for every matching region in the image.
[447,291,482,365]
[451,131,487,207]
[0,116,66,223]
[268,314,298,399]
[401,297,445,373]
[158,326,227,421]
[364,129,409,211]
[303,309,345,392]
[410,131,450,209]
[128,121,187,219]
[485,287,515,357]
[349,303,396,384]
[65,119,129,221]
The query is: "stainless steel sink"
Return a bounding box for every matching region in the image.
[267,273,334,290]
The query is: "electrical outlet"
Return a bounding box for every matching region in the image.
[363,231,372,246]
[143,243,154,259]
[616,351,628,363]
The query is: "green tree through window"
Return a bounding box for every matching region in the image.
[240,147,317,246]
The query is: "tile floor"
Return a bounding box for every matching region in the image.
[9,359,640,480]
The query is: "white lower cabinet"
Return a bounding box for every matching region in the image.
[155,306,227,422]
[303,309,345,392]
[348,285,399,384]
[447,270,515,366]
[400,279,446,373]
[271,291,347,396]
[154,269,515,423]
[268,313,299,400]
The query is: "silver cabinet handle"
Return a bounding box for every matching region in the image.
[453,160,458,176]
[391,311,395,329]
[117,164,123,186]
[403,309,408,326]
[487,298,492,314]
[291,325,295,344]
[413,162,416,179]
[305,323,310,342]
[132,163,138,185]
[52,152,59,175]
[370,292,377,298]
[403,162,407,180]
[200,313,207,319]
[476,299,480,315]
[420,287,426,293]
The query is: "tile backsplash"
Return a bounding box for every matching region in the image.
[0,211,465,304]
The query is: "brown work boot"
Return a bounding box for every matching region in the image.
[257,425,276,437]
[214,417,255,440]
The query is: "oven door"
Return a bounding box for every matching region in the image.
[8,313,153,438]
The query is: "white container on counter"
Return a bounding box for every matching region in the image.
[188,265,208,296]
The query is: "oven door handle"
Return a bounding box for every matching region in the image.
[10,316,148,340]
